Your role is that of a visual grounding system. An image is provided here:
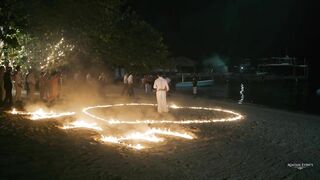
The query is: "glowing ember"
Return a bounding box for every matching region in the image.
[120,132,163,142]
[82,103,244,124]
[170,104,180,109]
[149,128,193,139]
[128,144,144,150]
[61,120,102,131]
[100,135,146,150]
[8,108,75,120]
[101,136,120,143]
[11,108,18,114]
[79,103,244,150]
[99,128,193,150]
[9,103,244,151]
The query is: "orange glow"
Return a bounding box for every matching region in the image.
[9,108,75,120]
[82,103,244,124]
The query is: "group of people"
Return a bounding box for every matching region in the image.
[0,64,62,108]
[121,72,199,113]
[0,63,196,114]
[39,70,62,103]
[72,71,110,97]
[121,72,170,113]
[121,73,134,96]
[141,74,154,94]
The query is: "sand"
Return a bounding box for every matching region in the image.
[0,86,319,179]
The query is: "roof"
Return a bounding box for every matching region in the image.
[172,57,196,67]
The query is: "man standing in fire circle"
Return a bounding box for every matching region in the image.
[153,72,169,113]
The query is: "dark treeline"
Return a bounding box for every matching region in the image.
[0,0,169,72]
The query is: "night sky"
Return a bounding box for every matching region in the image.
[127,0,319,85]
[128,1,317,58]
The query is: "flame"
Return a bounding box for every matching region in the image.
[82,103,244,124]
[119,132,163,142]
[8,108,75,120]
[80,103,244,150]
[148,128,193,139]
[100,136,120,143]
[9,103,244,151]
[170,104,180,109]
[99,128,193,150]
[100,135,146,150]
[11,108,18,114]
[61,120,102,131]
[128,144,144,150]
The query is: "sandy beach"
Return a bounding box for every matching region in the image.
[0,86,319,179]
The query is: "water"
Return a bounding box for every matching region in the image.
[176,80,320,115]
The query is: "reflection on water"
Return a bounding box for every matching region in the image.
[238,83,244,104]
[176,79,319,115]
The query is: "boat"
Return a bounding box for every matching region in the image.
[256,55,308,80]
[176,79,214,88]
[175,73,214,88]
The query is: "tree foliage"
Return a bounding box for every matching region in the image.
[1,0,169,72]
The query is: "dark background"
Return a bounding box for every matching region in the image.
[127,0,319,87]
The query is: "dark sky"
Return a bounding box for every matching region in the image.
[127,0,317,61]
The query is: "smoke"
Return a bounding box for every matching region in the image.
[19,64,198,140]
[202,54,229,73]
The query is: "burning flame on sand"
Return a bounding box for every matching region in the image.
[99,128,193,150]
[9,103,244,150]
[61,120,193,150]
[82,103,244,124]
[10,108,75,120]
[61,120,102,131]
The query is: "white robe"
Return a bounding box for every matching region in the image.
[153,77,169,113]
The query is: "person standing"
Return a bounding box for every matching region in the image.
[47,71,60,103]
[0,66,5,105]
[3,66,13,107]
[153,72,169,113]
[39,71,47,101]
[142,75,151,94]
[192,74,198,97]
[127,73,134,96]
[121,73,128,96]
[13,66,23,102]
[73,71,80,86]
[26,69,36,101]
[86,72,94,85]
[98,72,107,96]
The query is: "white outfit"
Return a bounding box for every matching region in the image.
[127,74,134,96]
[127,74,133,85]
[123,74,128,84]
[86,73,94,84]
[153,76,169,113]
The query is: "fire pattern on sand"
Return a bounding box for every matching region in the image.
[8,103,244,150]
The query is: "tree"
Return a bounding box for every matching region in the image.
[0,0,28,64]
[1,0,169,73]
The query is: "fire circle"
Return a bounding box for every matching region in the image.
[82,103,244,124]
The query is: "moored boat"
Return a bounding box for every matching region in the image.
[175,73,213,88]
[176,79,213,88]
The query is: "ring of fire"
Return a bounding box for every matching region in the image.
[77,103,244,150]
[8,103,244,150]
[82,103,244,124]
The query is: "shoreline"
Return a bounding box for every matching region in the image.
[174,85,320,116]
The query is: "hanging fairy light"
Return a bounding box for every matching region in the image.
[40,37,75,71]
